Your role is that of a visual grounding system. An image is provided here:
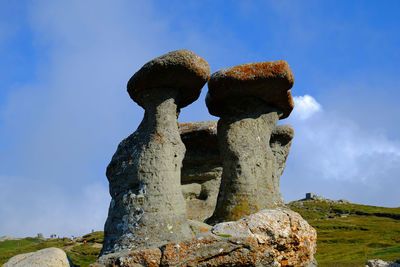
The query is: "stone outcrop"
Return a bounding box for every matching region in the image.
[101,50,211,255]
[94,208,317,267]
[180,121,294,222]
[4,247,74,267]
[206,61,295,224]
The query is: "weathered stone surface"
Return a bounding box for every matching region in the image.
[206,61,294,119]
[270,124,294,205]
[180,121,294,223]
[180,121,222,221]
[128,49,211,109]
[206,62,295,224]
[4,247,74,267]
[94,208,316,267]
[366,259,400,267]
[101,50,210,256]
[180,121,220,184]
[206,99,281,224]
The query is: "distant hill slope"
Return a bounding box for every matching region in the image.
[288,198,400,266]
[1,201,399,266]
[0,231,103,266]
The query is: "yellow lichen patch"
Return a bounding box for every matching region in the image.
[229,198,260,221]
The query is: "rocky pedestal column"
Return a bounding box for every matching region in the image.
[270,124,295,205]
[100,50,210,256]
[205,61,295,224]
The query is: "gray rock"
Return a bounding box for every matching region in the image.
[180,121,221,184]
[94,208,317,267]
[127,49,211,109]
[101,50,210,255]
[206,61,295,224]
[270,124,294,205]
[180,121,222,221]
[4,247,74,267]
[180,120,294,223]
[366,259,400,267]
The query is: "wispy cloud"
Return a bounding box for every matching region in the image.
[282,94,400,206]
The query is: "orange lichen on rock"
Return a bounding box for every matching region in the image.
[206,60,294,118]
[224,61,294,83]
[95,208,316,267]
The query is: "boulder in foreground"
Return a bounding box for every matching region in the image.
[4,247,74,267]
[94,208,317,267]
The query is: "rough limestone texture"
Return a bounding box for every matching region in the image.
[93,208,317,267]
[206,61,295,224]
[270,124,294,204]
[101,50,210,256]
[180,121,222,221]
[4,247,74,267]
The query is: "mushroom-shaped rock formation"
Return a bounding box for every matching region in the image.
[270,124,295,205]
[101,50,211,256]
[206,61,294,224]
[128,49,210,109]
[180,121,222,221]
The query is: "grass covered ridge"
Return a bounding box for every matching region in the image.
[1,202,399,266]
[288,200,400,266]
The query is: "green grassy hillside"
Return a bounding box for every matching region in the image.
[1,202,399,266]
[0,231,103,266]
[288,200,400,266]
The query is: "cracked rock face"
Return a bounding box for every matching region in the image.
[94,208,317,267]
[101,50,210,256]
[205,61,295,224]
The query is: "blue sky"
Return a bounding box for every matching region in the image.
[1,0,399,237]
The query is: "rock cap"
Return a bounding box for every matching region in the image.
[128,49,211,108]
[270,124,294,145]
[206,60,294,118]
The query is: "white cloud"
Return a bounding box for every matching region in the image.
[281,94,400,207]
[292,94,322,120]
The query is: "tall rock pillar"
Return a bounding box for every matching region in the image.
[101,50,210,255]
[205,61,295,224]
